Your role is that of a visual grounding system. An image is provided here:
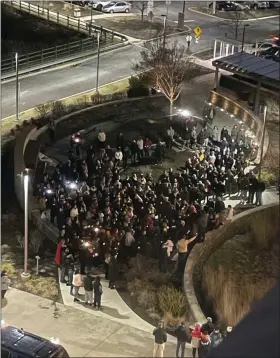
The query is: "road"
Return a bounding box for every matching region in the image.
[1,3,279,119]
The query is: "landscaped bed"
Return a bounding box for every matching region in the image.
[92,16,183,40]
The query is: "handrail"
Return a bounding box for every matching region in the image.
[1,1,127,75]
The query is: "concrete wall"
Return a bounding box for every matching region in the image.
[183,203,279,324]
[14,96,169,243]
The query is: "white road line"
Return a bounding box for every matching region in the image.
[173,20,195,23]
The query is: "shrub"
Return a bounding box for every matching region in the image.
[35,102,52,118]
[127,278,158,310]
[127,75,150,98]
[29,229,45,255]
[51,100,67,118]
[1,262,17,278]
[157,285,188,323]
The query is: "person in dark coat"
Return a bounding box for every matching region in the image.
[201,317,214,334]
[83,272,94,305]
[93,276,103,309]
[175,322,189,358]
[108,254,118,289]
[195,207,209,243]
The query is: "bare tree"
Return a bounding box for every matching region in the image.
[133,37,193,116]
[228,8,243,39]
[134,1,149,21]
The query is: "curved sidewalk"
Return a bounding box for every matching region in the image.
[3,288,185,357]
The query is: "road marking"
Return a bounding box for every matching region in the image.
[173,20,195,23]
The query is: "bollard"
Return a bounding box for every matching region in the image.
[57,12,59,24]
[35,256,40,275]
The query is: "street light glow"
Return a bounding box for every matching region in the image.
[69,182,77,190]
[181,109,191,117]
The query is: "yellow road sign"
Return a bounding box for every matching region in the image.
[194,26,202,36]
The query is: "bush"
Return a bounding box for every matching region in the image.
[51,100,67,118]
[35,102,52,118]
[127,75,150,98]
[29,229,45,255]
[157,285,188,325]
[1,262,17,278]
[127,278,157,310]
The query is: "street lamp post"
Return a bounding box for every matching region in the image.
[258,105,267,181]
[90,6,93,34]
[21,171,30,278]
[182,1,186,13]
[241,24,249,53]
[161,14,167,48]
[95,31,101,93]
[15,52,19,120]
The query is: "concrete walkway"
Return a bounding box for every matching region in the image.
[2,289,187,357]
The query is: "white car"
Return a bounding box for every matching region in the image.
[89,1,111,11]
[102,1,131,13]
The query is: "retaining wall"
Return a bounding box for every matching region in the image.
[14,96,168,243]
[183,203,279,324]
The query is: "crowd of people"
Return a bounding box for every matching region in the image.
[35,118,264,302]
[152,317,233,358]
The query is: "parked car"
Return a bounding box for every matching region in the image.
[209,2,235,11]
[259,46,280,59]
[89,0,111,11]
[268,1,280,8]
[230,1,251,10]
[71,0,90,6]
[102,1,131,13]
[1,325,70,358]
[239,1,269,8]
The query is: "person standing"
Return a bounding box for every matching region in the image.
[210,328,223,350]
[108,254,118,289]
[72,269,82,302]
[191,323,202,358]
[83,272,94,306]
[153,321,167,358]
[198,331,211,358]
[93,276,103,309]
[175,321,189,358]
[255,180,265,206]
[1,270,10,299]
[201,317,214,334]
[137,137,144,160]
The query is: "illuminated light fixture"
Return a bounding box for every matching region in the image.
[181,109,191,117]
[94,228,99,233]
[69,182,77,190]
[208,102,212,106]
[239,120,243,124]
[220,108,224,112]
[230,114,234,118]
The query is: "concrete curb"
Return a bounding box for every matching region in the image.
[188,6,280,22]
[183,203,279,325]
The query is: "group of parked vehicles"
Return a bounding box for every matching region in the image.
[209,1,280,11]
[67,0,131,13]
[251,37,280,62]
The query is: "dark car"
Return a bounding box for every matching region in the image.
[259,46,280,59]
[268,1,280,7]
[1,326,69,358]
[209,1,236,11]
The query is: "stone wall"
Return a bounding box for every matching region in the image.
[14,96,169,243]
[183,203,279,324]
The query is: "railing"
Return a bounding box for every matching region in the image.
[2,1,127,75]
[2,38,108,75]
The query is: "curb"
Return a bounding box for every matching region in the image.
[188,7,280,22]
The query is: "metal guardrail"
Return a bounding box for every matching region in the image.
[1,1,128,76]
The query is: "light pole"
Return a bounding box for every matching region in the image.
[90,6,93,35]
[241,24,249,53]
[21,170,30,279]
[258,105,267,181]
[15,52,19,120]
[182,1,186,13]
[95,31,101,93]
[161,14,167,48]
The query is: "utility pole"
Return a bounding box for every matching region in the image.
[241,24,249,52]
[182,1,186,13]
[95,31,100,93]
[15,52,19,120]
[161,14,167,48]
[212,1,216,14]
[90,6,93,35]
[258,105,267,181]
